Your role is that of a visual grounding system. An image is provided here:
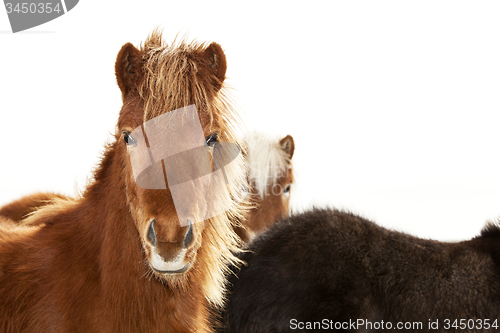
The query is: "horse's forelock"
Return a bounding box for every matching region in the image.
[244,133,293,199]
[137,32,236,135]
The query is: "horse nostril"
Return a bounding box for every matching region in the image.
[183,219,194,248]
[148,219,156,246]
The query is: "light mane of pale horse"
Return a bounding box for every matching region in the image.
[244,133,291,199]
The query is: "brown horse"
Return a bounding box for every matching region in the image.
[0,31,248,333]
[234,133,295,243]
[0,133,295,244]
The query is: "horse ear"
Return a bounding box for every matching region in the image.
[115,42,142,97]
[202,42,227,91]
[280,135,295,159]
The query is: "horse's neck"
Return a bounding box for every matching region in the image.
[83,141,142,271]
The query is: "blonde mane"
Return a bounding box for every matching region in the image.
[244,132,292,199]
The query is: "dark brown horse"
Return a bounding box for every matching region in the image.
[0,31,248,333]
[222,208,500,332]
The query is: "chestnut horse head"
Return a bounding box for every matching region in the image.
[235,133,295,242]
[113,32,247,296]
[0,32,248,332]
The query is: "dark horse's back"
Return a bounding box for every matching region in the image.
[221,208,500,332]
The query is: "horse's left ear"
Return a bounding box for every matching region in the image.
[202,42,227,91]
[280,135,295,159]
[115,42,142,98]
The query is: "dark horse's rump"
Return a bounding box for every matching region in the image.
[222,208,500,332]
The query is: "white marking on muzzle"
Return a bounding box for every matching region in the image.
[150,248,188,273]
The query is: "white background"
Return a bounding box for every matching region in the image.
[1,1,499,241]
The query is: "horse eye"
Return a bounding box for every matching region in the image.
[123,132,137,146]
[206,133,218,147]
[283,184,291,194]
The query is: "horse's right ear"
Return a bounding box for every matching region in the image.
[280,135,295,159]
[115,43,142,97]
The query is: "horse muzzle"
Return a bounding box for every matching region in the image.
[146,219,194,274]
